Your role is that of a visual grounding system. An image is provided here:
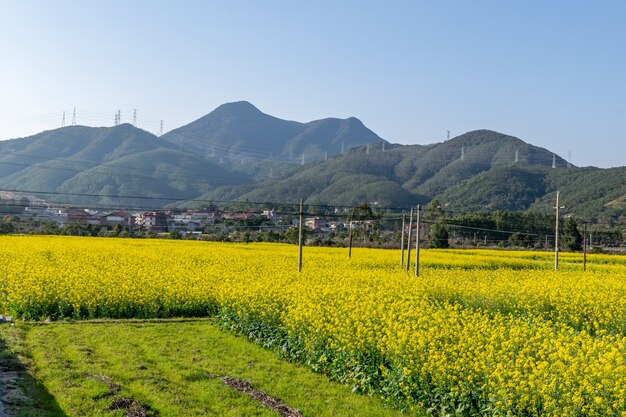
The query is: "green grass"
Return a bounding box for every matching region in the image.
[0,325,65,416]
[0,319,423,416]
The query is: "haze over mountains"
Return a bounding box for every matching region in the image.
[0,101,624,223]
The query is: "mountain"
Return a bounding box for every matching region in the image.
[160,101,387,166]
[0,103,623,223]
[0,124,252,208]
[194,129,623,222]
[198,130,555,205]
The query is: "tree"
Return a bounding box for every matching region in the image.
[62,224,83,236]
[42,222,60,235]
[0,222,14,234]
[562,217,583,251]
[428,223,449,248]
[427,198,445,220]
[169,228,182,240]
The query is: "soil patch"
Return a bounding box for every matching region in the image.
[108,397,151,417]
[221,376,302,417]
[88,374,121,398]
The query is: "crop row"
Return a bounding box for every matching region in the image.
[1,236,626,415]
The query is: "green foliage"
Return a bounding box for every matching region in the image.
[169,228,182,240]
[562,217,583,251]
[0,221,14,234]
[428,223,449,248]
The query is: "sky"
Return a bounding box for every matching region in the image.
[0,0,624,168]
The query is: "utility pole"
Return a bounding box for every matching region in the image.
[583,224,587,272]
[298,198,303,272]
[554,191,565,270]
[400,211,406,266]
[415,205,421,277]
[406,207,413,272]
[348,214,353,258]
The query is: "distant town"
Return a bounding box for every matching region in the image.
[1,198,624,251]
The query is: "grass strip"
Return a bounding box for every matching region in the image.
[0,319,421,417]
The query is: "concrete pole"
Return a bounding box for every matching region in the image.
[415,205,421,277]
[298,198,303,272]
[406,208,413,272]
[400,212,406,266]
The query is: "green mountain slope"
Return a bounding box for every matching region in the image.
[161,101,387,164]
[0,124,252,208]
[56,148,251,208]
[530,167,626,223]
[0,105,621,223]
[437,166,549,212]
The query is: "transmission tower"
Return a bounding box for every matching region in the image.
[552,154,556,168]
[461,146,465,161]
[132,109,137,127]
[159,120,164,136]
[568,150,572,169]
[447,130,450,140]
[72,107,76,126]
[61,111,66,127]
[515,149,519,163]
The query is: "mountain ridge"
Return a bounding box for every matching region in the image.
[160,101,387,163]
[0,102,622,222]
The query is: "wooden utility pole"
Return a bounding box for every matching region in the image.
[298,198,303,272]
[554,191,565,271]
[415,205,421,277]
[583,224,587,272]
[406,208,413,272]
[348,214,353,258]
[400,211,406,266]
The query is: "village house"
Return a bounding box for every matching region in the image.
[134,211,169,232]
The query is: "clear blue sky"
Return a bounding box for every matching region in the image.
[1,0,624,167]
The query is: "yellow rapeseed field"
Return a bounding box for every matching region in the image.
[1,235,626,416]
